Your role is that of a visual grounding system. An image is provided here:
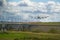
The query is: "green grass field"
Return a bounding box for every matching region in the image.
[0,22,60,40]
[0,31,60,40]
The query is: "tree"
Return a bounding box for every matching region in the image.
[1,24,7,32]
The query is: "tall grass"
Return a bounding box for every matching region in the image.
[0,32,60,40]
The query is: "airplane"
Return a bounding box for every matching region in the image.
[36,16,49,19]
[30,15,49,19]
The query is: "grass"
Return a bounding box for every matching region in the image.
[28,22,60,25]
[0,31,60,40]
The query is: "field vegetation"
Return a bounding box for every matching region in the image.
[0,31,60,40]
[0,22,60,40]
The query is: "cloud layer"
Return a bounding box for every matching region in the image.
[0,0,60,22]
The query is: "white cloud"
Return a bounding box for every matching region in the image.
[47,1,56,5]
[8,2,18,6]
[1,0,60,22]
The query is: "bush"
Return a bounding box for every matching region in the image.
[48,28,58,33]
[0,32,9,34]
[32,29,43,33]
[14,38,19,40]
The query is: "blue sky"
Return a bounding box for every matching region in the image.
[31,0,60,2]
[8,0,21,2]
[8,0,60,2]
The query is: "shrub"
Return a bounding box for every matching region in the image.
[48,28,58,33]
[32,29,43,33]
[14,38,19,40]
